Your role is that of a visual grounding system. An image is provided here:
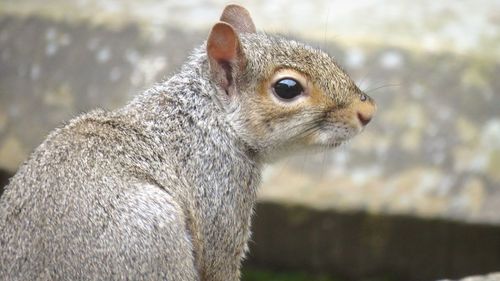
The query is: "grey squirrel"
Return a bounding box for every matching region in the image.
[0,4,376,281]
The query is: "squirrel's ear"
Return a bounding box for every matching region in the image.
[220,4,256,34]
[207,22,245,93]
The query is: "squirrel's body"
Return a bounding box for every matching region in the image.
[1,48,259,280]
[0,5,376,281]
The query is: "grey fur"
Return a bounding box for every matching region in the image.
[0,6,375,281]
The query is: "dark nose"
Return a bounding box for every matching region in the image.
[357,112,372,126]
[356,92,376,126]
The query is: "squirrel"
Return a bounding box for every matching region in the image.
[0,4,376,281]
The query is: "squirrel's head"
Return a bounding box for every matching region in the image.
[207,5,376,162]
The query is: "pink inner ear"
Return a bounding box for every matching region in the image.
[207,23,238,63]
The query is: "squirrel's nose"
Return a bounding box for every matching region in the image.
[356,93,376,126]
[357,112,372,126]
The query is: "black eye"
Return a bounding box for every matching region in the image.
[273,78,304,100]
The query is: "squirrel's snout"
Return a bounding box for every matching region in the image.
[355,93,376,126]
[357,112,372,126]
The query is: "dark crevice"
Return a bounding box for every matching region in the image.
[0,169,13,197]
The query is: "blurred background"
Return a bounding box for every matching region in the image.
[0,0,499,280]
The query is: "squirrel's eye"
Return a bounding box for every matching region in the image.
[273,78,304,100]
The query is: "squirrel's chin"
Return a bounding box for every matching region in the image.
[326,141,343,148]
[316,141,345,151]
[312,129,358,148]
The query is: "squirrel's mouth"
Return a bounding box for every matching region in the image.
[305,135,348,151]
[322,139,348,150]
[309,124,359,148]
[302,140,346,155]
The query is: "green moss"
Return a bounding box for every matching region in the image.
[242,268,339,281]
[285,205,311,226]
[462,56,496,89]
[242,268,398,281]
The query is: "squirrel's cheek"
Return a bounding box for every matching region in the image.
[308,86,333,107]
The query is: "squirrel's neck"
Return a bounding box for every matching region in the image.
[113,48,262,276]
[121,49,261,189]
[120,53,262,259]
